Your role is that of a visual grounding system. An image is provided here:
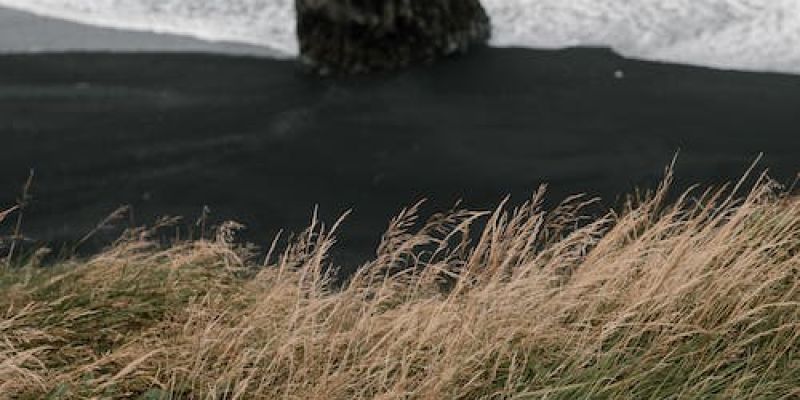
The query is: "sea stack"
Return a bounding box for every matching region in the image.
[295,0,491,75]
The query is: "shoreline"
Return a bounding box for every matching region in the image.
[0,6,281,57]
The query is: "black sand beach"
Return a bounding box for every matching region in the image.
[1,48,798,264]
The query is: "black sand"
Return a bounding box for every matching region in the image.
[1,48,798,264]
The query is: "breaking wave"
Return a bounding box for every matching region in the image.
[1,0,799,74]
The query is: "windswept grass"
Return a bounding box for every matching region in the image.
[1,171,799,399]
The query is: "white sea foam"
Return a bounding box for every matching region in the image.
[0,0,298,56]
[484,0,800,74]
[1,0,799,74]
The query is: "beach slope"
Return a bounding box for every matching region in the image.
[1,48,799,263]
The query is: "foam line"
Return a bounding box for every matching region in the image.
[1,0,799,74]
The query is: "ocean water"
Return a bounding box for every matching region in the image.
[1,0,799,74]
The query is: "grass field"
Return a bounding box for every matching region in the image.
[1,169,799,399]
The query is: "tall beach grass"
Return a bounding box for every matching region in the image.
[1,169,799,399]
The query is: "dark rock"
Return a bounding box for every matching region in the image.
[295,0,492,75]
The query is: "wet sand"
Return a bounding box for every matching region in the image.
[1,48,798,265]
[0,6,279,56]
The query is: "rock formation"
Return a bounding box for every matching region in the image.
[295,0,491,75]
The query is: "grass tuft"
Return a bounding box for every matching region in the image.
[1,173,799,399]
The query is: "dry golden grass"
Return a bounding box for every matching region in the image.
[1,171,799,399]
[0,206,17,225]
